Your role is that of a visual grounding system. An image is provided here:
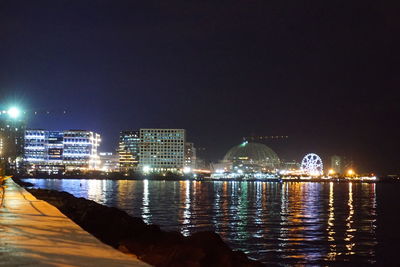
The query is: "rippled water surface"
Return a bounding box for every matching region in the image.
[23,179,397,265]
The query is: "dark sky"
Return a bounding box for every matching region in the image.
[1,0,399,174]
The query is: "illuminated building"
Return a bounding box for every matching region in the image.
[139,128,185,173]
[0,108,26,173]
[24,130,47,163]
[24,129,101,173]
[330,155,343,174]
[99,152,119,172]
[47,131,64,164]
[118,131,140,172]
[24,130,65,174]
[184,142,196,169]
[63,130,101,170]
[280,160,300,170]
[223,141,280,173]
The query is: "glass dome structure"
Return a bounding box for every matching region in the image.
[223,142,280,171]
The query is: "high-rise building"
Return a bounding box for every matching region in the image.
[184,142,197,169]
[118,131,140,172]
[24,129,101,173]
[0,109,26,173]
[139,128,185,173]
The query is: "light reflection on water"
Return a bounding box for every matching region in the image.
[25,179,378,265]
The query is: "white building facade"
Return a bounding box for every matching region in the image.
[63,130,101,170]
[139,128,185,173]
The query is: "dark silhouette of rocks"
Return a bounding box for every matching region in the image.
[27,188,264,267]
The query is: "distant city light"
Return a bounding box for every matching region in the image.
[183,166,191,174]
[7,107,20,119]
[328,169,335,175]
[143,165,151,173]
[347,169,355,176]
[215,169,224,174]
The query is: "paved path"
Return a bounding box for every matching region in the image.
[0,179,150,267]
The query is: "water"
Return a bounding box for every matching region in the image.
[22,179,398,265]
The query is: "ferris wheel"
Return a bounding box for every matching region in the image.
[301,153,323,176]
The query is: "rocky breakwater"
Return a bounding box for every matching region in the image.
[26,188,264,267]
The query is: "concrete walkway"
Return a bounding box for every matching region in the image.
[0,179,150,267]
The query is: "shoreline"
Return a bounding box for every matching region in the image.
[13,178,264,266]
[15,174,395,183]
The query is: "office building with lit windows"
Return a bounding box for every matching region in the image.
[63,130,101,170]
[47,131,64,163]
[184,142,197,169]
[118,130,140,172]
[139,128,185,173]
[99,152,119,172]
[24,130,64,173]
[24,130,51,163]
[24,129,101,173]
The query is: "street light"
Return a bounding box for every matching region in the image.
[7,107,20,119]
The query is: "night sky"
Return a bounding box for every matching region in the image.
[1,1,399,174]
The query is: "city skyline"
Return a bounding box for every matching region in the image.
[1,1,399,174]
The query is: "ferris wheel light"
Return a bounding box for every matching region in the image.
[301,153,323,176]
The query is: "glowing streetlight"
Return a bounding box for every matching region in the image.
[7,107,20,119]
[347,169,355,176]
[328,169,335,175]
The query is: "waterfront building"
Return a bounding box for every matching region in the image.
[280,160,300,170]
[99,152,119,172]
[24,130,47,163]
[139,128,185,173]
[118,131,140,172]
[24,129,101,173]
[195,157,210,171]
[47,131,64,164]
[223,141,280,173]
[184,142,197,170]
[24,130,65,174]
[0,109,26,173]
[63,130,101,171]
